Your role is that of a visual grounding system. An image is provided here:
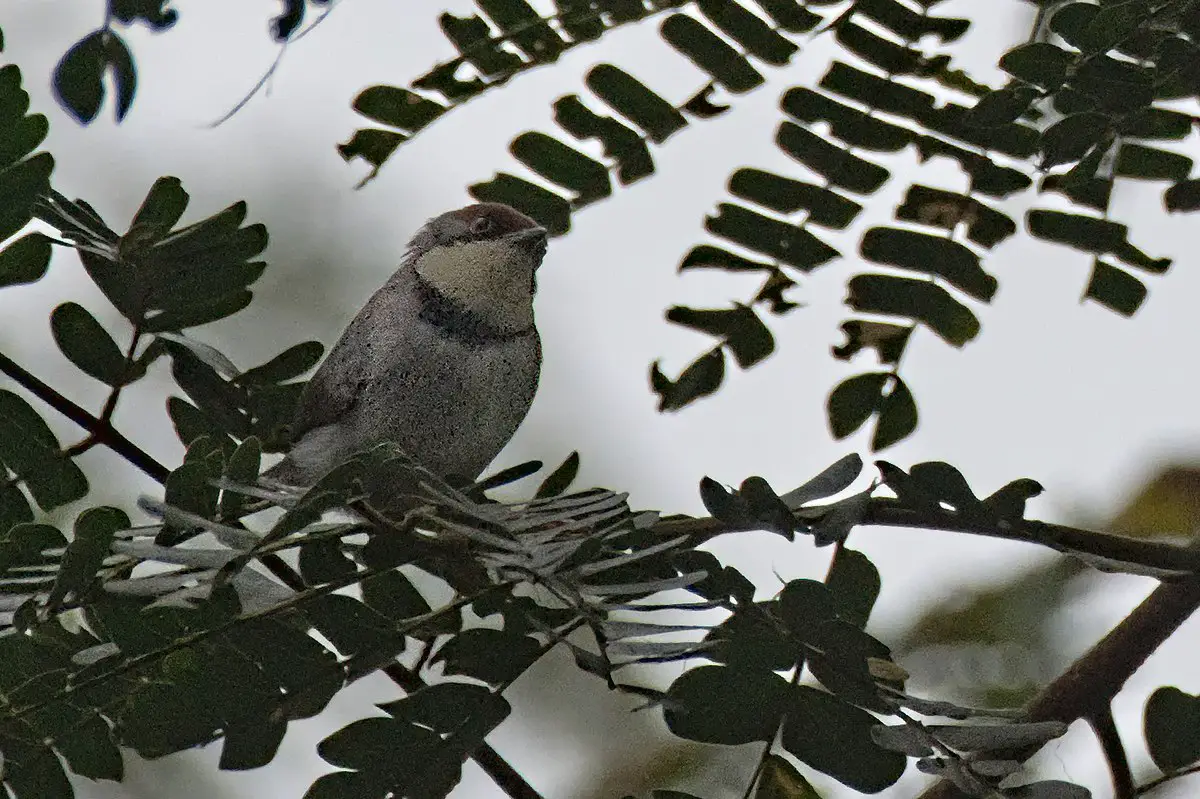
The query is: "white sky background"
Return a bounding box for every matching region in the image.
[2,0,1200,797]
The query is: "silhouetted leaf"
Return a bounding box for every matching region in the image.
[776,122,890,194]
[661,14,763,93]
[1040,113,1110,168]
[666,305,774,368]
[434,628,542,685]
[1145,687,1200,772]
[536,451,580,498]
[696,0,797,66]
[826,548,880,629]
[1115,143,1192,181]
[52,31,106,124]
[0,152,54,243]
[730,168,862,227]
[828,373,888,439]
[756,754,822,799]
[470,173,572,235]
[873,377,917,450]
[1085,260,1146,316]
[706,203,839,271]
[846,274,980,346]
[966,85,1040,127]
[832,321,912,365]
[1165,178,1200,212]
[352,86,446,134]
[554,95,654,183]
[511,132,612,205]
[236,341,324,386]
[1000,42,1073,88]
[652,347,725,411]
[861,228,997,302]
[739,476,794,539]
[896,185,1016,248]
[586,65,686,143]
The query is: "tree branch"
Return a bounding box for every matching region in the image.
[650,501,1200,576]
[915,573,1200,799]
[0,350,169,483]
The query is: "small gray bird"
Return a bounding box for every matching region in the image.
[264,202,548,488]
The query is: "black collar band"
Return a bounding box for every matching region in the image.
[413,273,533,345]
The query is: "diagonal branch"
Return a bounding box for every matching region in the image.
[0,349,169,483]
[915,571,1200,799]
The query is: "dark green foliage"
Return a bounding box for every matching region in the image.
[7,5,1200,799]
[0,391,89,511]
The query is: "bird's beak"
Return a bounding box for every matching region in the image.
[507,226,549,257]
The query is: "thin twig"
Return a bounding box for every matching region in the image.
[1137,762,1200,796]
[1090,709,1134,799]
[208,0,343,127]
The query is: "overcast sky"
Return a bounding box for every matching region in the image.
[3,1,1200,797]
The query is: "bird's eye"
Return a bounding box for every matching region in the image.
[470,217,493,235]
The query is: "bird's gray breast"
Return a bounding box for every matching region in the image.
[351,312,541,481]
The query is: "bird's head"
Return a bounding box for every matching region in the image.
[407,203,549,335]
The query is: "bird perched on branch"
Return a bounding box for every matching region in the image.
[264,202,549,489]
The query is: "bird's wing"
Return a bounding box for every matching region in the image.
[288,287,393,441]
